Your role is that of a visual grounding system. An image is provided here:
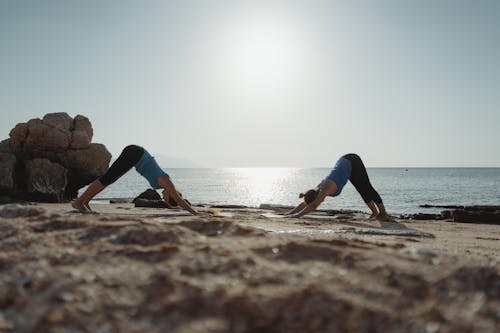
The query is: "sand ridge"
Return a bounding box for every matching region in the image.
[0,203,498,332]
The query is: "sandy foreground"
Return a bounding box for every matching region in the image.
[0,203,498,333]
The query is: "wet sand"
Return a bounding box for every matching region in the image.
[0,203,499,333]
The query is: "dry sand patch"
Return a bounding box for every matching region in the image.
[0,203,498,332]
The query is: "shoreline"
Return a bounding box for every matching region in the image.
[95,198,500,224]
[3,195,500,223]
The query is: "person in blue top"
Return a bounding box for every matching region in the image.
[72,145,199,215]
[285,154,388,219]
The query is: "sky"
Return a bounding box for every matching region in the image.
[1,0,499,167]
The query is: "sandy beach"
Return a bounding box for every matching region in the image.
[0,203,498,333]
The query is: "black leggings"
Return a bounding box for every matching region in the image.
[99,145,145,186]
[344,154,383,204]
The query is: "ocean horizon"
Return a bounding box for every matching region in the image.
[85,167,500,215]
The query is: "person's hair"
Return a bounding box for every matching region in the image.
[299,189,318,205]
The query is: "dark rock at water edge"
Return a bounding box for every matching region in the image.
[399,213,445,220]
[401,206,500,224]
[449,206,500,224]
[132,189,164,208]
[133,189,192,208]
[133,189,162,202]
[0,113,111,202]
[460,205,500,212]
[419,204,465,209]
[134,198,168,208]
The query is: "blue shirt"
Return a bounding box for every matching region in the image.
[322,156,352,197]
[134,149,169,189]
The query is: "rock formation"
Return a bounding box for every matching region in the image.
[0,113,111,202]
[449,206,500,224]
[132,189,192,208]
[400,206,500,225]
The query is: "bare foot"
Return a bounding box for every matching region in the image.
[71,200,89,213]
[376,213,392,222]
[369,213,378,219]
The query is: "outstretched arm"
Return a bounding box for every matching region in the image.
[158,176,198,215]
[285,202,306,215]
[292,195,326,218]
[291,180,337,218]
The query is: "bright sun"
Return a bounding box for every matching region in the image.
[209,10,310,94]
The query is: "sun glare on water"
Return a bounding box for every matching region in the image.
[228,168,297,206]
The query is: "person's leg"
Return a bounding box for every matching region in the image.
[346,154,385,218]
[361,183,386,219]
[366,201,379,218]
[72,145,144,212]
[376,202,388,220]
[72,180,105,212]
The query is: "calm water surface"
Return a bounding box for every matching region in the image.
[87,168,500,214]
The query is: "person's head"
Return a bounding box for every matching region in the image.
[299,189,318,205]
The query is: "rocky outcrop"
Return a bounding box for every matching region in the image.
[0,113,111,202]
[70,115,93,149]
[132,188,192,208]
[24,118,71,150]
[133,189,162,202]
[401,206,500,224]
[448,206,500,224]
[399,213,444,220]
[0,153,16,190]
[25,159,67,202]
[133,189,166,208]
[134,198,168,208]
[65,143,111,197]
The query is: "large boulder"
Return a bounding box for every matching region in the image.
[73,115,93,139]
[66,143,111,178]
[42,112,73,132]
[9,123,28,142]
[0,153,16,191]
[70,130,91,149]
[24,118,71,150]
[0,113,111,202]
[0,139,12,153]
[0,138,21,154]
[65,143,111,198]
[25,158,67,202]
[70,115,93,149]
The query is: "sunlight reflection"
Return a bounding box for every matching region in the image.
[227,168,297,205]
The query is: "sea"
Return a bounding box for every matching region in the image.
[85,168,500,215]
